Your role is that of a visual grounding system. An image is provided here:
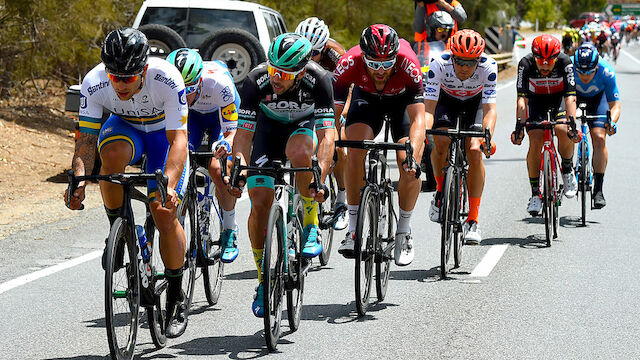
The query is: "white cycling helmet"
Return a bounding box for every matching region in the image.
[295,17,330,51]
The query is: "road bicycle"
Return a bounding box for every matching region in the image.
[335,137,416,317]
[574,105,611,226]
[427,123,492,279]
[317,170,341,266]
[515,112,578,246]
[67,170,170,360]
[226,155,321,351]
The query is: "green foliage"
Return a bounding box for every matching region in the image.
[524,0,559,30]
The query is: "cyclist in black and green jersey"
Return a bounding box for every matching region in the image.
[226,33,335,317]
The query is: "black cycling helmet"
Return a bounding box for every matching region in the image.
[101,28,149,74]
[428,11,455,39]
[360,24,399,59]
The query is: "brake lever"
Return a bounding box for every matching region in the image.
[66,170,85,210]
[154,169,168,207]
[230,155,242,188]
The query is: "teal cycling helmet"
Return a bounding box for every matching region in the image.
[166,48,203,84]
[267,33,312,71]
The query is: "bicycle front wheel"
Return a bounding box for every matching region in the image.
[263,204,285,351]
[178,198,196,311]
[286,195,304,332]
[354,186,376,316]
[105,217,140,360]
[543,151,553,247]
[375,186,395,301]
[454,172,468,268]
[440,167,456,278]
[319,173,337,266]
[578,141,588,227]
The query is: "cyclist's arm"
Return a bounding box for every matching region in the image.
[516,58,530,123]
[564,95,577,121]
[424,98,437,129]
[315,128,335,183]
[516,96,528,122]
[482,103,497,135]
[314,69,337,182]
[407,102,426,160]
[164,129,188,191]
[234,75,260,169]
[608,101,621,123]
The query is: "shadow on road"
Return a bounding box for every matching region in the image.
[43,356,108,360]
[169,330,272,359]
[482,235,548,249]
[224,269,257,281]
[301,300,398,324]
[559,215,600,228]
[390,267,440,282]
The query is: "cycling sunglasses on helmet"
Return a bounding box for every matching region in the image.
[363,56,396,71]
[452,56,479,67]
[533,55,558,66]
[267,63,304,81]
[106,71,143,84]
[185,78,201,95]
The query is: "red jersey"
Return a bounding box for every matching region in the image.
[333,39,424,107]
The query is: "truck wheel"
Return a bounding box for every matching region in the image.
[138,24,186,58]
[199,29,266,88]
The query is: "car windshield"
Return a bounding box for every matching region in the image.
[140,7,259,48]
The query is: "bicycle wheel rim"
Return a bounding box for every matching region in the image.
[579,142,587,226]
[263,205,284,351]
[147,222,167,349]
[286,196,304,331]
[319,173,337,266]
[105,217,139,360]
[543,152,552,247]
[376,188,394,301]
[179,199,197,311]
[454,174,467,268]
[355,187,375,316]
[441,168,455,277]
[203,195,224,306]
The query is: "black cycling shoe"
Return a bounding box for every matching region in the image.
[165,291,189,338]
[593,191,606,209]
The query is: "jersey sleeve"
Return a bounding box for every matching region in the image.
[238,73,260,133]
[333,48,358,106]
[78,68,106,135]
[560,56,576,97]
[424,57,443,102]
[482,57,498,104]
[399,44,425,103]
[516,57,530,98]
[313,70,336,130]
[603,65,620,102]
[158,69,188,131]
[214,73,240,133]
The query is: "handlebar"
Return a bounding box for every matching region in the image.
[225,155,322,189]
[335,139,420,177]
[427,127,493,158]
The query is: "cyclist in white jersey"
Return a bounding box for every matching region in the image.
[64,28,190,338]
[167,48,241,263]
[424,30,497,245]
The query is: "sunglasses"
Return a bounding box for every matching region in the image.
[436,27,451,33]
[185,79,200,95]
[363,56,396,71]
[311,49,321,57]
[534,55,558,66]
[576,68,596,75]
[452,56,479,67]
[267,63,304,80]
[106,71,143,84]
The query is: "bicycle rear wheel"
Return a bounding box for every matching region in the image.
[454,173,468,268]
[263,204,285,351]
[105,217,140,360]
[147,226,167,350]
[286,195,304,332]
[543,152,553,247]
[319,173,337,266]
[200,182,224,306]
[376,186,395,301]
[178,198,197,311]
[578,141,588,226]
[440,167,456,278]
[355,186,376,316]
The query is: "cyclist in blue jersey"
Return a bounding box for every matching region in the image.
[573,43,621,208]
[167,48,241,263]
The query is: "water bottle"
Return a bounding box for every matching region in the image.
[136,225,150,263]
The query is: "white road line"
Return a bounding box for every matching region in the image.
[0,251,102,295]
[497,79,516,92]
[0,193,251,295]
[469,244,508,277]
[622,49,640,65]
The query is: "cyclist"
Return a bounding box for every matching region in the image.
[295,16,349,230]
[425,29,497,245]
[64,28,189,338]
[227,33,335,317]
[413,0,466,43]
[166,48,241,263]
[512,34,579,216]
[561,27,580,56]
[573,43,621,208]
[333,24,425,266]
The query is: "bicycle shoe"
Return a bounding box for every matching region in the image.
[527,195,543,216]
[593,191,606,209]
[165,290,188,338]
[252,283,265,318]
[338,231,355,258]
[101,238,125,271]
[463,221,482,245]
[562,170,578,198]
[394,232,414,266]
[220,228,239,263]
[302,224,322,258]
[429,192,442,222]
[333,202,348,230]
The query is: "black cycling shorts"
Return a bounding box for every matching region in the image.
[433,93,483,131]
[526,96,566,131]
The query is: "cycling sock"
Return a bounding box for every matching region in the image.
[337,188,346,204]
[397,208,412,234]
[104,206,121,226]
[300,195,319,228]
[561,157,573,174]
[467,197,481,223]
[222,208,236,231]
[435,175,444,192]
[252,248,264,283]
[594,173,604,193]
[530,177,540,196]
[165,267,184,304]
[348,205,359,233]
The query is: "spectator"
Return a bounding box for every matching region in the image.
[414,0,467,43]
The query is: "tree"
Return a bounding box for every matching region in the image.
[524,0,559,30]
[560,0,607,24]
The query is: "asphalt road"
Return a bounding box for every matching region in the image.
[2,45,640,359]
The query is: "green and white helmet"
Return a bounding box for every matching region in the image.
[166,48,203,84]
[267,33,312,71]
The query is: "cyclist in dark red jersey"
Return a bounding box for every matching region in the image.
[512,34,579,216]
[333,24,425,266]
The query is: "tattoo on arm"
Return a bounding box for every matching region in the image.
[72,133,98,178]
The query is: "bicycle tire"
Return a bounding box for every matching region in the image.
[263,204,285,351]
[579,140,588,226]
[147,222,167,349]
[179,198,197,311]
[319,173,337,266]
[440,167,456,278]
[286,195,304,331]
[543,151,553,247]
[105,217,139,360]
[454,172,468,268]
[354,186,376,316]
[199,173,224,306]
[375,186,395,301]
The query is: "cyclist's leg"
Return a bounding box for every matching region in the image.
[464,106,485,223]
[587,94,609,205]
[554,103,577,176]
[430,103,454,194]
[524,102,545,203]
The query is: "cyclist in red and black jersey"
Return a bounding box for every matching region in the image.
[333,24,426,266]
[512,34,580,216]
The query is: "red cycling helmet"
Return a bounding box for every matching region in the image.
[360,24,399,59]
[531,34,561,59]
[448,29,485,58]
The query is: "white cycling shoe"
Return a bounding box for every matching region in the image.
[562,170,578,198]
[527,195,543,216]
[429,192,442,223]
[338,231,355,258]
[394,233,414,266]
[463,221,482,245]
